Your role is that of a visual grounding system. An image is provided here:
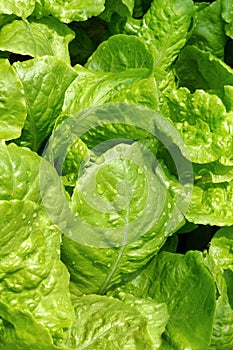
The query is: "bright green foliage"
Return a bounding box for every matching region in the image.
[0,18,75,63]
[63,294,155,349]
[33,0,105,23]
[0,143,74,348]
[0,0,233,349]
[14,56,77,151]
[112,251,216,349]
[0,0,36,18]
[0,59,26,141]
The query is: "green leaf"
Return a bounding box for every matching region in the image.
[108,76,159,110]
[175,45,233,91]
[62,138,90,186]
[204,254,233,350]
[14,56,77,151]
[138,0,194,69]
[63,294,154,349]
[0,200,74,346]
[209,227,233,271]
[0,59,26,141]
[186,181,233,226]
[0,302,58,350]
[117,293,169,349]
[113,251,216,350]
[0,142,42,202]
[222,0,233,39]
[43,103,190,294]
[0,0,36,18]
[0,143,74,347]
[163,87,233,164]
[100,0,134,22]
[85,34,154,73]
[33,0,105,23]
[0,17,75,63]
[61,65,150,116]
[188,0,227,59]
[61,142,181,294]
[193,161,233,184]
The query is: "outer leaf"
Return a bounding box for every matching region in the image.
[0,142,42,202]
[188,0,227,59]
[186,182,233,226]
[175,45,233,91]
[138,0,194,69]
[108,76,159,110]
[0,0,36,18]
[204,254,233,350]
[100,0,134,22]
[0,200,74,345]
[193,162,233,184]
[209,227,233,271]
[113,251,216,350]
[61,65,150,116]
[117,293,169,349]
[209,295,233,350]
[14,56,77,151]
[33,0,105,23]
[0,18,74,63]
[0,59,26,141]
[85,34,154,73]
[0,302,58,350]
[65,294,154,350]
[163,87,233,164]
[222,0,233,39]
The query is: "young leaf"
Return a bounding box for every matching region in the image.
[0,59,26,141]
[0,17,75,63]
[13,56,77,151]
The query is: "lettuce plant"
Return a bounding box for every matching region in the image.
[0,0,233,349]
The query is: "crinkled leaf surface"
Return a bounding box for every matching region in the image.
[33,0,105,23]
[186,182,233,226]
[222,0,233,39]
[0,18,74,63]
[204,254,233,350]
[43,104,188,294]
[0,0,36,18]
[162,87,233,164]
[14,56,77,151]
[61,65,150,116]
[175,45,233,91]
[112,251,216,350]
[138,0,194,69]
[188,0,226,59]
[209,227,233,271]
[116,293,169,349]
[85,34,154,73]
[63,294,154,349]
[61,142,181,294]
[0,59,26,141]
[0,143,74,347]
[100,0,134,22]
[0,143,42,202]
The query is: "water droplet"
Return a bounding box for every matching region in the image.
[137,167,143,175]
[96,183,105,195]
[22,214,26,220]
[96,155,105,165]
[116,146,122,152]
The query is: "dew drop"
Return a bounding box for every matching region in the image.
[96,155,105,165]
